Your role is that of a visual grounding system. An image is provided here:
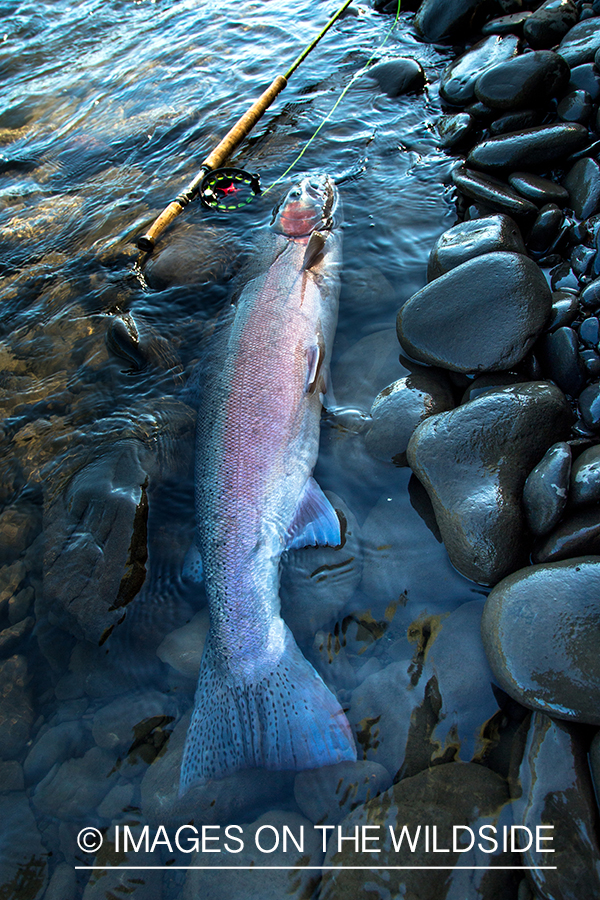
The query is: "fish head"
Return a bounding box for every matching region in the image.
[272,174,338,237]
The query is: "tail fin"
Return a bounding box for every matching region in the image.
[179,627,356,794]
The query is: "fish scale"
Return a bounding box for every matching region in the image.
[180,175,357,791]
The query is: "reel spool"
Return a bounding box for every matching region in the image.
[200,168,261,211]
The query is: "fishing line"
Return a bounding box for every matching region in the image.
[263,0,403,196]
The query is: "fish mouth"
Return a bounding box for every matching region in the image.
[272,175,338,237]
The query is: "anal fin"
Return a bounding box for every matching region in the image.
[285,477,341,550]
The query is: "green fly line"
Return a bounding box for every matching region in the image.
[263,0,403,195]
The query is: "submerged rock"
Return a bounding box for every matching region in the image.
[0,655,34,760]
[368,57,425,96]
[397,252,552,374]
[427,214,525,280]
[407,383,572,584]
[294,759,392,825]
[511,712,600,900]
[0,794,48,900]
[482,557,600,723]
[320,763,516,900]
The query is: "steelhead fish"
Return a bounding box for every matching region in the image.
[180,175,356,792]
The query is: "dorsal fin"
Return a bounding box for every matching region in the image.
[302,231,327,271]
[285,477,341,550]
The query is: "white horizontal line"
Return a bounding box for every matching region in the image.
[74,866,558,871]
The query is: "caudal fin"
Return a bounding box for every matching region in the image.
[179,628,356,794]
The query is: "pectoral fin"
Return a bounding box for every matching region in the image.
[285,477,341,549]
[302,231,327,271]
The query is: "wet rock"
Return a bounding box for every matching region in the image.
[294,760,392,825]
[427,214,525,281]
[551,260,580,291]
[96,781,135,819]
[415,0,496,43]
[43,862,76,900]
[570,443,600,505]
[140,711,292,826]
[0,560,26,617]
[91,689,178,752]
[522,441,571,536]
[143,225,237,289]
[451,167,538,217]
[508,171,570,206]
[43,441,151,644]
[347,656,427,778]
[533,506,600,561]
[569,62,600,100]
[558,16,600,67]
[156,610,210,680]
[523,0,579,49]
[407,383,572,584]
[397,252,552,374]
[0,503,40,565]
[482,11,533,36]
[467,123,589,171]
[360,471,482,618]
[527,203,564,254]
[474,51,570,111]
[579,315,600,346]
[563,158,600,219]
[538,326,586,396]
[331,329,408,411]
[558,89,594,123]
[461,372,526,402]
[183,810,323,900]
[436,112,474,149]
[511,712,600,900]
[320,763,516,900]
[0,760,24,791]
[422,600,500,761]
[572,243,596,278]
[482,557,600,723]
[581,275,600,308]
[579,381,600,430]
[364,373,454,465]
[0,655,34,760]
[581,348,600,377]
[440,35,520,106]
[0,794,48,900]
[368,57,425,96]
[0,615,33,658]
[32,746,120,820]
[8,585,34,625]
[281,493,363,641]
[82,837,161,900]
[23,719,89,785]
[490,108,544,135]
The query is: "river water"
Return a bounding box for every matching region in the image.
[0,2,496,898]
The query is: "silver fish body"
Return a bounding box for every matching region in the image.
[180,175,356,791]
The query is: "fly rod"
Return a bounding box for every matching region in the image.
[137,0,354,252]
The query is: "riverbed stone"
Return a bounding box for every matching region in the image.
[482,11,533,36]
[368,57,425,97]
[294,759,392,825]
[533,507,600,561]
[467,122,589,171]
[461,372,526,402]
[538,326,586,396]
[522,441,571,536]
[320,762,516,900]
[508,171,569,207]
[427,214,525,281]
[440,35,520,106]
[397,252,552,374]
[570,62,600,99]
[511,712,600,900]
[364,372,454,465]
[558,16,600,67]
[0,654,34,760]
[451,167,538,217]
[182,810,323,900]
[0,794,48,900]
[32,746,120,820]
[436,112,474,149]
[524,0,579,49]
[558,88,594,123]
[579,381,600,430]
[570,444,600,505]
[91,689,178,752]
[407,383,572,584]
[474,51,570,111]
[528,203,564,254]
[482,557,600,722]
[414,0,495,43]
[563,157,600,219]
[156,610,210,680]
[24,719,89,785]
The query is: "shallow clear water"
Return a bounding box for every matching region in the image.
[0,2,492,898]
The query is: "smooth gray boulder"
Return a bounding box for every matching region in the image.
[397,252,552,374]
[522,441,571,536]
[482,557,600,723]
[407,383,572,584]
